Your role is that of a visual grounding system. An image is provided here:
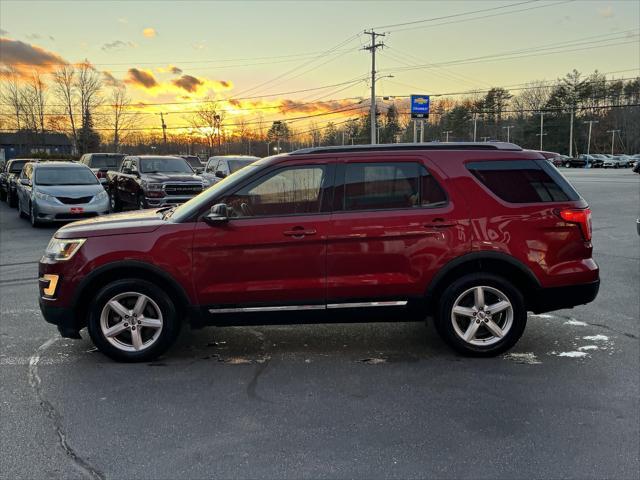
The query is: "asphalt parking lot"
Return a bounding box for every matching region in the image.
[1,168,638,480]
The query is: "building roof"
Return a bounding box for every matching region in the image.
[0,131,72,146]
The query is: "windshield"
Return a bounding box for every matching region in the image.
[35,167,99,186]
[9,161,28,173]
[170,164,264,221]
[91,155,125,168]
[228,159,256,173]
[181,156,202,168]
[140,157,193,174]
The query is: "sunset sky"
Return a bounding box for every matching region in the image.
[1,0,639,134]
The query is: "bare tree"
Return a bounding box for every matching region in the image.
[109,85,137,151]
[52,65,78,152]
[0,68,24,131]
[308,121,321,147]
[188,98,226,155]
[76,61,103,128]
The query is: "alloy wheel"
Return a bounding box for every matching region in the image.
[99,292,164,352]
[450,285,513,346]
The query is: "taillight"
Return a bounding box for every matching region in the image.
[558,208,592,241]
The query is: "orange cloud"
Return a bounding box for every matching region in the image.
[0,37,67,79]
[143,28,157,38]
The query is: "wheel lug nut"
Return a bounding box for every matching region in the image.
[124,323,128,327]
[131,326,136,330]
[476,319,481,324]
[138,321,141,325]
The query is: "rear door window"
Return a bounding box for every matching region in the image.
[466,160,580,203]
[337,162,447,211]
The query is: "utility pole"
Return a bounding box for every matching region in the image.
[363,29,385,145]
[606,129,620,155]
[568,106,574,157]
[413,120,417,143]
[160,112,167,147]
[583,120,598,155]
[502,125,514,143]
[537,112,545,150]
[481,136,490,142]
[473,114,479,142]
[420,120,424,143]
[443,130,453,143]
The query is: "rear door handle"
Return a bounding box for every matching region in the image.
[283,227,317,237]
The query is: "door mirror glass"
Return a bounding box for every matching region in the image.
[205,203,229,224]
[215,171,226,179]
[20,178,31,186]
[122,167,132,175]
[99,177,108,185]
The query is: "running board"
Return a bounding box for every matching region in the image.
[208,301,407,314]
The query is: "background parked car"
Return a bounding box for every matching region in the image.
[201,155,260,186]
[178,155,205,174]
[16,161,109,227]
[0,158,38,207]
[107,155,206,211]
[78,153,126,180]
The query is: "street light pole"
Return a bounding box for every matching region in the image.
[606,129,620,155]
[583,120,599,155]
[443,130,453,142]
[473,114,479,142]
[538,112,545,150]
[568,107,574,157]
[502,125,514,143]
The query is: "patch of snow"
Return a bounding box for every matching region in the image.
[359,357,386,365]
[503,352,541,365]
[556,351,589,358]
[530,314,556,319]
[564,319,588,326]
[583,334,609,342]
[578,345,598,351]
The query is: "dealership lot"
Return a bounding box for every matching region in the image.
[0,168,638,479]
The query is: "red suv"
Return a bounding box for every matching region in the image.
[39,143,599,361]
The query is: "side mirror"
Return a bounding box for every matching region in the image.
[99,178,108,185]
[122,167,132,175]
[195,167,204,174]
[205,203,229,224]
[215,171,226,179]
[20,178,31,186]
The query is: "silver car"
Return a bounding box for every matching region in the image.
[202,155,260,186]
[16,161,110,227]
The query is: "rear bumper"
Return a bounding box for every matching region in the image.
[530,280,600,314]
[39,299,82,338]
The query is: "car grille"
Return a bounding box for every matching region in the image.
[164,184,202,196]
[56,196,93,204]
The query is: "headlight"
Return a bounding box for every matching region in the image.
[146,183,164,190]
[92,190,108,202]
[34,191,57,202]
[42,238,86,263]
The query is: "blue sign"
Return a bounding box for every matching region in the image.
[411,95,430,119]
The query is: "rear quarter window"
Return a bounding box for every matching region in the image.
[466,160,580,203]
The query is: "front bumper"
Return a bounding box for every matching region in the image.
[39,299,82,338]
[34,198,110,222]
[530,280,600,314]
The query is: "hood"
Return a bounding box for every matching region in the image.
[36,184,103,197]
[55,209,166,239]
[141,172,202,183]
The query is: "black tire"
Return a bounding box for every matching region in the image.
[434,273,527,357]
[7,191,17,208]
[0,188,6,202]
[87,279,181,362]
[17,197,28,219]
[29,202,40,227]
[109,191,121,212]
[137,194,147,210]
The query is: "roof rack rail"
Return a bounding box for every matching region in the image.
[290,142,522,155]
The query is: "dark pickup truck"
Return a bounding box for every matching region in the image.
[107,155,206,211]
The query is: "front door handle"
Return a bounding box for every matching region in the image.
[424,218,456,229]
[283,226,317,237]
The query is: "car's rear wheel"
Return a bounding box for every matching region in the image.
[7,191,17,208]
[0,188,6,202]
[87,279,181,362]
[435,273,526,357]
[137,194,147,210]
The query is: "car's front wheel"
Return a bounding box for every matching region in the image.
[0,188,6,202]
[87,279,181,362]
[7,191,17,208]
[435,273,527,357]
[29,202,40,227]
[109,191,120,212]
[17,197,27,219]
[564,162,571,168]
